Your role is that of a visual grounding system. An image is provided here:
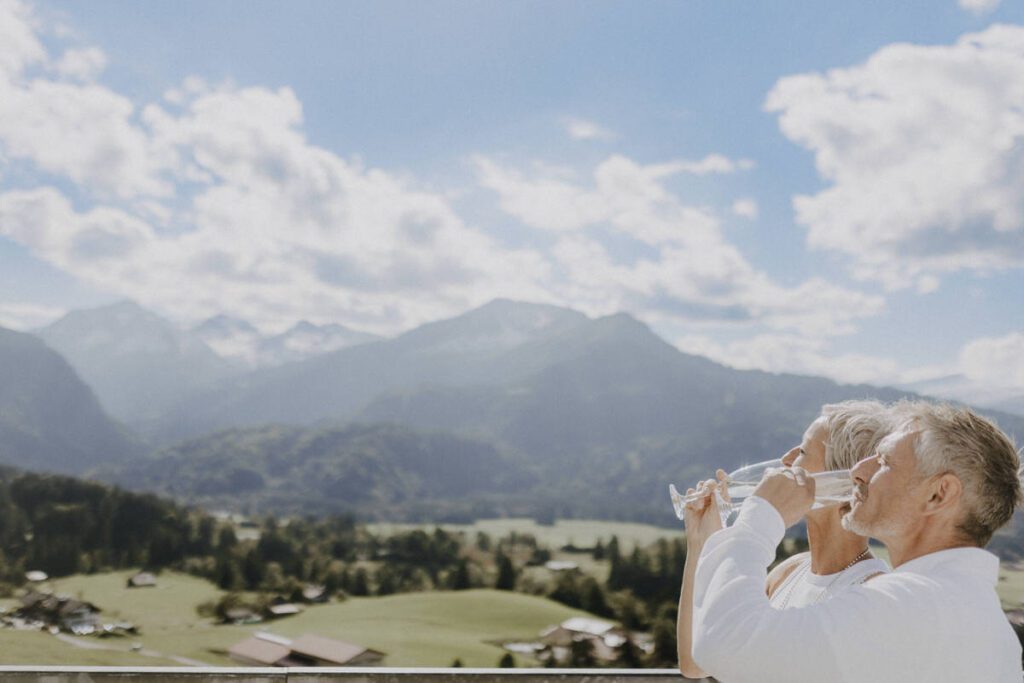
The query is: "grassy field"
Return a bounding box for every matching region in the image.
[367,517,680,551]
[1,571,600,667]
[0,630,184,666]
[998,562,1024,609]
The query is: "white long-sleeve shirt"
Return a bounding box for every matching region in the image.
[692,496,1022,683]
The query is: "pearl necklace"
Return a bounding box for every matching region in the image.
[776,547,872,609]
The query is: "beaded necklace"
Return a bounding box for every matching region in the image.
[776,547,871,609]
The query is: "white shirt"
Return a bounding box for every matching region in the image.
[769,555,889,609]
[692,496,1022,683]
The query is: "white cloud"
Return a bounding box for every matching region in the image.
[0,0,45,80]
[0,2,564,335]
[959,331,1024,387]
[765,25,1024,291]
[0,0,884,348]
[674,333,901,386]
[477,155,884,336]
[959,0,1001,15]
[565,117,614,141]
[732,198,759,220]
[54,47,107,81]
[0,300,65,330]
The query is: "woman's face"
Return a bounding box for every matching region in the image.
[781,416,828,474]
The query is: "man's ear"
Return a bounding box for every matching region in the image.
[922,473,962,516]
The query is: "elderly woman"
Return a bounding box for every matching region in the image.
[677,400,893,679]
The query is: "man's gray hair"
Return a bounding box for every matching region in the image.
[821,400,893,471]
[898,401,1022,547]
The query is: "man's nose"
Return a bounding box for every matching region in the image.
[781,447,799,467]
[851,454,879,484]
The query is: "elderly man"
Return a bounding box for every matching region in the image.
[691,402,1023,682]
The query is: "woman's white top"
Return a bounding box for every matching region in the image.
[768,554,889,609]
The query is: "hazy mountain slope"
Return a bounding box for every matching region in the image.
[355,313,925,514]
[0,327,142,473]
[152,299,589,442]
[36,301,237,427]
[99,423,535,520]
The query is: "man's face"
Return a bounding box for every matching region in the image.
[842,428,925,541]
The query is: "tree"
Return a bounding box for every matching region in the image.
[498,653,515,668]
[495,550,517,590]
[375,566,396,596]
[649,618,677,667]
[580,576,612,617]
[449,558,471,590]
[569,637,596,667]
[548,572,582,608]
[614,635,642,668]
[350,567,370,596]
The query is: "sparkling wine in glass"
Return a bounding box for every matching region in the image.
[669,459,854,526]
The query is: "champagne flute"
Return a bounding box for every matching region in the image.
[669,459,855,525]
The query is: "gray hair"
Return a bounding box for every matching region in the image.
[898,401,1022,547]
[820,400,893,471]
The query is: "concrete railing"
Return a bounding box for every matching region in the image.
[0,667,695,682]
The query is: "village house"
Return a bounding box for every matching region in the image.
[266,603,302,619]
[506,616,654,665]
[301,584,329,603]
[16,591,102,635]
[228,632,385,667]
[127,572,157,588]
[539,616,622,662]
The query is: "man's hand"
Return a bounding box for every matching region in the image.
[752,466,815,528]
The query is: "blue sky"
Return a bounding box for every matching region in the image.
[0,0,1022,392]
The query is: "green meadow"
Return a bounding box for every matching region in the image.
[1,571,600,667]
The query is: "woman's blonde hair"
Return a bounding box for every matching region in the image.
[821,400,893,471]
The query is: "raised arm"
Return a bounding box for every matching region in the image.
[691,495,844,682]
[677,475,726,679]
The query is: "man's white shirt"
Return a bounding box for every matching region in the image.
[692,496,1022,683]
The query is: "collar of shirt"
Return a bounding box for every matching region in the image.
[893,546,1000,585]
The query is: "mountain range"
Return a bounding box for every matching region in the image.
[35,301,379,430]
[7,298,1023,524]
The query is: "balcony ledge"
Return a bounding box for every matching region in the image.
[0,667,700,682]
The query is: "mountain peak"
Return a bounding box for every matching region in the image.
[397,299,588,355]
[194,314,260,336]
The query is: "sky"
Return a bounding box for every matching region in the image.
[0,0,1022,391]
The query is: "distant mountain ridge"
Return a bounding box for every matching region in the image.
[148,299,595,442]
[193,315,380,369]
[34,301,381,432]
[897,374,1024,418]
[35,301,237,427]
[0,326,142,473]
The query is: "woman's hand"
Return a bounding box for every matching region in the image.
[683,469,730,550]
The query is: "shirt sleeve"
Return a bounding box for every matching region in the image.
[691,496,845,682]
